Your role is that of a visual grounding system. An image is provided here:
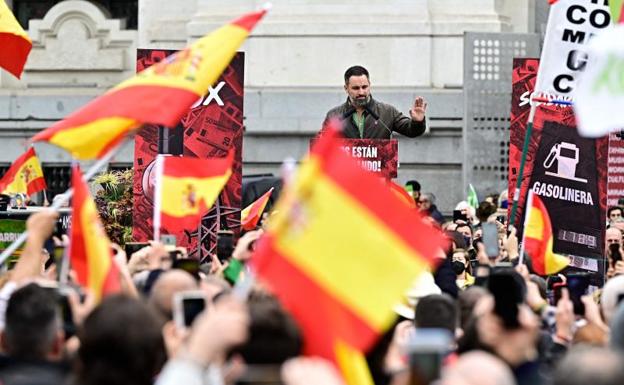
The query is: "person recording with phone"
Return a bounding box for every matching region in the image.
[323,65,428,138]
[605,227,624,279]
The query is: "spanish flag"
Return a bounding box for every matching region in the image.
[0,147,46,196]
[241,188,273,230]
[523,191,569,276]
[70,165,121,301]
[154,151,234,233]
[388,181,416,209]
[0,0,31,79]
[31,9,268,160]
[252,121,446,384]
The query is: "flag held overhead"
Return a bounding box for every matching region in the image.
[0,147,46,196]
[31,8,268,160]
[0,0,32,79]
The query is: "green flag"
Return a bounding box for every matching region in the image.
[611,0,623,24]
[467,184,478,210]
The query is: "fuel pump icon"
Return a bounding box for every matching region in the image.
[543,142,587,183]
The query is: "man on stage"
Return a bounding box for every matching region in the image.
[324,65,428,139]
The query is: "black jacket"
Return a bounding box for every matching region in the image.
[324,96,426,139]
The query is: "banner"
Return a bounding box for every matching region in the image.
[309,138,398,179]
[132,50,244,256]
[535,0,611,99]
[608,133,624,207]
[509,58,608,283]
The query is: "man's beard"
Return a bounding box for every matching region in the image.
[350,95,370,108]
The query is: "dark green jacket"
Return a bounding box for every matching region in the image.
[323,96,427,139]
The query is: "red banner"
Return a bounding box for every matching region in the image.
[310,138,398,179]
[509,58,607,283]
[608,134,624,208]
[132,50,244,257]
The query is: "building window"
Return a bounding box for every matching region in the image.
[14,0,138,30]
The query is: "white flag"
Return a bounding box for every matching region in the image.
[575,25,624,138]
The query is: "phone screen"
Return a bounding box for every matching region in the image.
[453,210,468,223]
[182,297,206,327]
[216,230,234,261]
[482,222,499,259]
[567,273,590,315]
[610,243,622,263]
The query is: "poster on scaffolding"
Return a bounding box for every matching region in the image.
[509,58,608,282]
[132,49,244,258]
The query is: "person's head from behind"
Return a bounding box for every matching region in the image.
[609,206,623,223]
[236,292,302,366]
[553,346,624,385]
[414,294,457,336]
[344,65,370,108]
[148,269,198,321]
[602,275,624,325]
[438,351,515,385]
[1,283,63,361]
[405,180,421,202]
[77,295,166,385]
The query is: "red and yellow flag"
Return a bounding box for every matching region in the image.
[31,9,267,160]
[70,165,121,301]
[388,181,416,209]
[155,151,234,233]
[523,191,569,276]
[0,0,31,79]
[0,147,46,196]
[252,121,446,384]
[241,187,273,230]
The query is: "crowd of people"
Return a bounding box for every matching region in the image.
[0,177,623,385]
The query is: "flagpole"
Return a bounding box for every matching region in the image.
[509,102,538,228]
[0,138,128,266]
[518,190,534,266]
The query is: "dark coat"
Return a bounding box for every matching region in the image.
[324,96,426,139]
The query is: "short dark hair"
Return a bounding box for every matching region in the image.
[344,65,369,84]
[414,294,457,334]
[236,293,302,365]
[4,283,60,360]
[609,206,623,217]
[77,295,166,385]
[405,180,421,192]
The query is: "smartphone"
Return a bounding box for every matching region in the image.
[482,222,499,259]
[453,210,468,223]
[552,282,567,306]
[405,328,453,384]
[58,288,76,338]
[567,273,591,315]
[216,230,234,261]
[173,291,207,329]
[488,271,524,329]
[161,234,177,246]
[610,243,622,264]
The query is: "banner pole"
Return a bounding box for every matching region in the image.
[509,102,538,228]
[0,138,129,266]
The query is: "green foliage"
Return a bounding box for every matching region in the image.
[93,169,133,245]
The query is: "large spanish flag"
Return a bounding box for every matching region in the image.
[31,9,267,160]
[0,0,31,79]
[155,151,234,233]
[0,147,46,196]
[241,187,273,230]
[252,121,446,384]
[70,165,121,301]
[523,191,569,276]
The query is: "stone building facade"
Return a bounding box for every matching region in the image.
[0,0,539,212]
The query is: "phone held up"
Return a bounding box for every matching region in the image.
[173,291,207,329]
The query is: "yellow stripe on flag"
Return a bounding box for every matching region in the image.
[48,117,135,160]
[2,155,44,195]
[524,206,544,240]
[335,340,375,385]
[270,157,427,332]
[118,25,249,95]
[160,172,232,217]
[80,197,113,301]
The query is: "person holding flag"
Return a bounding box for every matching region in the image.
[0,147,47,198]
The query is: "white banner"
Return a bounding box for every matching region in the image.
[535,0,611,99]
[575,25,624,138]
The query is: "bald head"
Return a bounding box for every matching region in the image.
[439,351,516,385]
[554,346,624,385]
[148,270,197,320]
[606,228,622,249]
